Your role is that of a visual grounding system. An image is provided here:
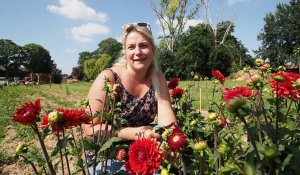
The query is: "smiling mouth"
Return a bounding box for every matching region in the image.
[134,58,146,61]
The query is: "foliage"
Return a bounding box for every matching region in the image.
[51,66,63,84]
[71,66,85,81]
[149,0,201,53]
[169,59,300,174]
[0,39,27,77]
[83,54,111,80]
[97,37,122,66]
[257,0,300,67]
[171,23,251,79]
[23,43,54,74]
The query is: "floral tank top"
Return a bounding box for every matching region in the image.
[109,69,157,127]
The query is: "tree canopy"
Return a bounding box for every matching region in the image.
[257,0,300,67]
[23,43,54,73]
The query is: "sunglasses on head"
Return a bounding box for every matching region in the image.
[122,22,152,32]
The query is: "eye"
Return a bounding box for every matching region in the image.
[139,43,149,49]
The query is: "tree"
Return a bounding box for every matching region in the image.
[175,23,213,78]
[83,54,111,80]
[71,66,84,80]
[149,0,201,53]
[23,43,54,73]
[0,39,27,77]
[174,22,250,79]
[97,38,122,66]
[257,0,300,67]
[78,51,94,68]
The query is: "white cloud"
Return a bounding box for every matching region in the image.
[65,48,77,53]
[70,23,110,43]
[228,0,251,6]
[47,0,108,22]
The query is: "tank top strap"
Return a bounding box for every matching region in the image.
[106,68,121,84]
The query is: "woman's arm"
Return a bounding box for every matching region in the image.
[83,69,115,136]
[156,71,177,127]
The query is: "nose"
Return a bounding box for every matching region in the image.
[134,47,142,55]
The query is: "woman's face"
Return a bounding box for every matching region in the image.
[124,30,154,72]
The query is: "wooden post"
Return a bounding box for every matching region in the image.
[199,88,202,111]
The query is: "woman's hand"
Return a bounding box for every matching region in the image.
[137,126,161,140]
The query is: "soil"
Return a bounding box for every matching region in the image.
[0,125,80,175]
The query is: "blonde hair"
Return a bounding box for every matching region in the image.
[113,24,161,97]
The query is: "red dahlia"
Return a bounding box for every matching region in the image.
[40,109,90,133]
[212,70,225,85]
[170,88,184,99]
[269,71,300,101]
[167,125,188,152]
[168,77,180,89]
[12,99,41,125]
[128,138,162,175]
[222,86,256,112]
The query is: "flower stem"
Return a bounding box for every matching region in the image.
[62,129,71,175]
[238,116,261,161]
[70,128,86,175]
[56,131,65,175]
[79,125,90,175]
[19,155,39,175]
[32,124,56,175]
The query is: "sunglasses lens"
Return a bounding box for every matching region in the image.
[122,22,151,32]
[136,22,148,27]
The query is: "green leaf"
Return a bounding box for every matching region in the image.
[281,154,293,172]
[99,137,122,152]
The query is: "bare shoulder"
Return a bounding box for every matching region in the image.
[156,70,167,82]
[93,69,115,84]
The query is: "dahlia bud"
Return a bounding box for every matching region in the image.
[194,141,207,151]
[81,99,89,107]
[162,129,171,139]
[277,66,286,71]
[16,143,28,154]
[263,147,278,158]
[245,74,262,87]
[225,96,247,113]
[292,78,300,89]
[208,112,217,120]
[217,143,229,155]
[243,66,250,73]
[259,63,270,72]
[190,120,197,126]
[161,168,170,175]
[255,58,264,66]
[274,75,285,82]
[48,111,60,123]
[115,148,126,161]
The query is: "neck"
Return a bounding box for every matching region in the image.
[126,68,149,83]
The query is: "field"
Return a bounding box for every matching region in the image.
[0,79,244,174]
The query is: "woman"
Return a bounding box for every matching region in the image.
[83,22,176,174]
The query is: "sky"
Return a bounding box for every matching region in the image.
[0,0,290,75]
